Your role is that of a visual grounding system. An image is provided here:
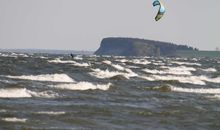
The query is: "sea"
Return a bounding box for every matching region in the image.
[0,51,220,130]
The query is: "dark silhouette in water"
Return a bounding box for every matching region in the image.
[70,53,74,58]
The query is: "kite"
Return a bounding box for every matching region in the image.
[153,0,166,21]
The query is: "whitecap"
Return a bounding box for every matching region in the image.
[52,82,111,91]
[5,74,75,83]
[115,59,129,63]
[90,69,126,79]
[0,88,58,98]
[72,62,90,67]
[90,68,137,79]
[141,74,220,85]
[36,111,65,115]
[2,117,27,123]
[0,88,32,98]
[200,68,217,72]
[143,66,195,76]
[74,55,83,60]
[171,86,220,94]
[152,75,206,85]
[132,59,151,65]
[29,90,59,98]
[0,109,7,113]
[102,60,112,65]
[171,61,202,66]
[48,58,76,64]
[48,58,90,67]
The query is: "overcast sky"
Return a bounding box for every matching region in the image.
[0,0,219,51]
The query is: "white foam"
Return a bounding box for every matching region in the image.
[113,56,126,58]
[172,86,220,94]
[90,68,137,79]
[200,68,217,72]
[38,56,48,59]
[5,74,75,83]
[0,109,7,113]
[171,61,202,66]
[127,65,140,69]
[132,59,151,65]
[0,88,32,98]
[116,59,129,63]
[48,58,90,67]
[0,88,58,98]
[111,64,126,71]
[36,111,65,115]
[199,76,220,84]
[52,82,111,91]
[192,58,198,61]
[141,74,220,85]
[29,90,59,98]
[90,69,125,79]
[72,62,90,67]
[0,53,17,58]
[2,117,27,123]
[143,66,196,76]
[151,75,206,85]
[74,55,83,60]
[48,58,76,64]
[102,60,112,64]
[152,62,165,66]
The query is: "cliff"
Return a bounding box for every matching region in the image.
[94,37,197,56]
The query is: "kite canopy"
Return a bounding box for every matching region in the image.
[153,0,165,21]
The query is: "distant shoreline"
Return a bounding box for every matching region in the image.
[0,49,94,55]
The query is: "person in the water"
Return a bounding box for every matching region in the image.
[70,53,74,58]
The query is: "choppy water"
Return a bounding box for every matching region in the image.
[0,52,220,130]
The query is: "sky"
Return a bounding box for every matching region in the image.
[0,0,219,51]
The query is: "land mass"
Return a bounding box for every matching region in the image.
[95,37,198,56]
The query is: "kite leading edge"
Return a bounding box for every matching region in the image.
[152,0,165,21]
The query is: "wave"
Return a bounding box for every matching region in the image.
[143,66,196,76]
[102,60,112,65]
[115,59,129,63]
[52,82,111,91]
[0,88,58,98]
[5,74,75,83]
[74,55,83,60]
[36,111,66,115]
[141,74,220,85]
[0,53,29,58]
[102,60,136,74]
[90,68,137,79]
[0,109,7,113]
[132,59,151,65]
[48,58,90,67]
[171,61,202,66]
[48,58,76,64]
[171,86,220,94]
[1,117,27,123]
[0,88,32,98]
[200,68,217,72]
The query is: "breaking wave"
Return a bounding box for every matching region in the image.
[48,58,90,67]
[172,86,220,94]
[0,88,58,98]
[52,82,111,91]
[1,117,27,123]
[171,61,202,66]
[90,68,137,79]
[143,66,196,76]
[36,111,66,115]
[5,74,75,83]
